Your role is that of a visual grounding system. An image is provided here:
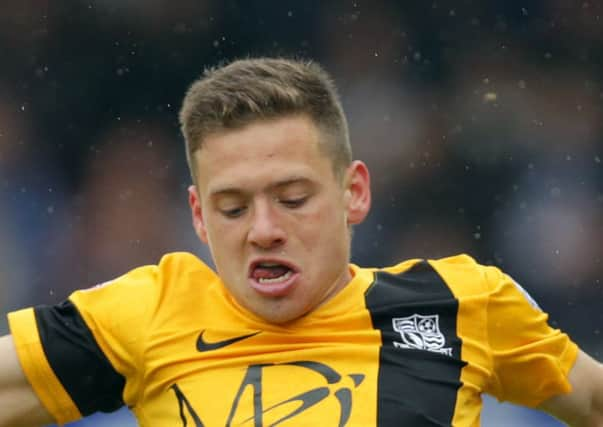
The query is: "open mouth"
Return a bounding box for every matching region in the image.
[249,260,299,296]
[252,263,293,283]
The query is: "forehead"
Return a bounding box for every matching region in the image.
[193,116,335,194]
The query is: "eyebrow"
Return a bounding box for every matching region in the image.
[209,176,313,197]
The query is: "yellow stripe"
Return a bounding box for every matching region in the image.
[450,299,487,426]
[428,257,489,426]
[8,308,82,425]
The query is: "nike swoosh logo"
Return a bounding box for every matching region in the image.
[196,330,260,352]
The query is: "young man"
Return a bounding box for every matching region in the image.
[0,58,602,426]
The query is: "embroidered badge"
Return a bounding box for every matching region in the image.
[392,314,452,356]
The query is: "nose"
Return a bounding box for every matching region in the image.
[247,199,287,249]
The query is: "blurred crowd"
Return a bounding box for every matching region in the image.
[0,1,602,425]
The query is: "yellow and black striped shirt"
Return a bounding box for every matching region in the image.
[8,252,577,426]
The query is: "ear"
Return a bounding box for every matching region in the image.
[344,160,371,225]
[188,185,209,244]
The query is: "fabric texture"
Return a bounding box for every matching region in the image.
[8,252,578,426]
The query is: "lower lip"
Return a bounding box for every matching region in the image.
[249,272,300,297]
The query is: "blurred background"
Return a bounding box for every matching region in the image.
[1,1,601,425]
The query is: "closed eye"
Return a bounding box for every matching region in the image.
[280,197,307,209]
[221,207,246,218]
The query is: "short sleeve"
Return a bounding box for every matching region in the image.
[7,262,161,425]
[8,307,82,425]
[483,267,579,407]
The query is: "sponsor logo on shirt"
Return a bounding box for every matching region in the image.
[196,330,261,352]
[171,361,365,426]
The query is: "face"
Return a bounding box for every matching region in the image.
[188,115,371,324]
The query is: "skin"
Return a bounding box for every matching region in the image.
[0,114,602,426]
[186,113,603,423]
[539,351,603,426]
[0,335,54,426]
[188,114,371,324]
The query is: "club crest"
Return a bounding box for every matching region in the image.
[392,314,452,356]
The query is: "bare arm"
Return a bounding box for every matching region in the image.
[539,350,603,426]
[0,335,54,427]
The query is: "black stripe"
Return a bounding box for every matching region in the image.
[34,300,126,415]
[365,261,465,426]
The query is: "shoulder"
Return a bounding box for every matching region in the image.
[379,253,481,274]
[430,254,517,297]
[375,254,517,300]
[423,254,546,322]
[157,251,215,275]
[73,252,214,296]
[70,252,218,327]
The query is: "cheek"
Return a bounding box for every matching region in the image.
[205,217,242,256]
[299,200,348,245]
[207,224,244,285]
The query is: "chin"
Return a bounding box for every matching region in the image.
[255,303,308,325]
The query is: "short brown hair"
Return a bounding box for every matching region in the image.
[179,57,352,182]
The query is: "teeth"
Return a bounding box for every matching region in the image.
[258,270,292,284]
